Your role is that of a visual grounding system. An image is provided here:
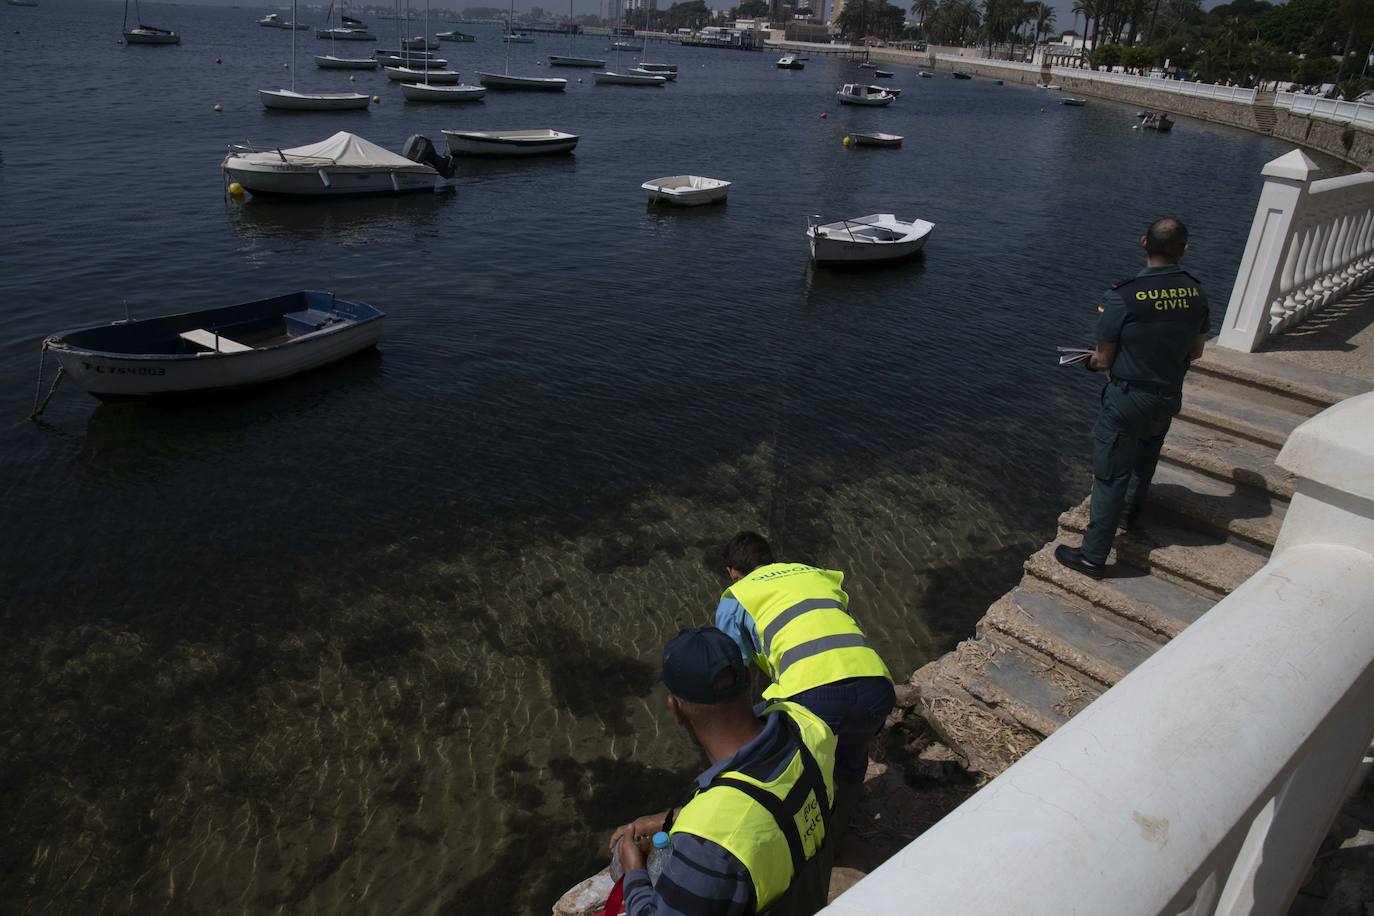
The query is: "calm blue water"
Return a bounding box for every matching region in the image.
[0,2,1307,911]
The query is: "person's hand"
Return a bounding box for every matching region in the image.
[610,811,670,851]
[1083,354,1099,372]
[616,832,646,875]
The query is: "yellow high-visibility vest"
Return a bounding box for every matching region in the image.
[671,702,837,912]
[724,563,890,700]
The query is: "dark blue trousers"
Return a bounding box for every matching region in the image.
[789,676,896,784]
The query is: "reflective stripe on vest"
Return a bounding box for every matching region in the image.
[669,702,837,912]
[725,564,890,700]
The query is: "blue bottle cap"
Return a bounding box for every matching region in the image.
[652,831,670,849]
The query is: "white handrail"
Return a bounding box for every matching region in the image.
[822,391,1374,916]
[1219,149,1374,352]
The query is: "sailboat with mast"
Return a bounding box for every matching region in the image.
[122,0,179,44]
[315,0,380,68]
[593,36,664,85]
[261,0,371,109]
[383,0,463,85]
[400,0,485,101]
[477,0,566,90]
[548,0,603,68]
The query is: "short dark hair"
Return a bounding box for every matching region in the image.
[723,531,773,575]
[1145,217,1188,259]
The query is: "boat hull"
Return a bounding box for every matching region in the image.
[48,291,384,399]
[259,89,373,110]
[400,82,485,101]
[124,30,180,44]
[837,93,892,106]
[477,71,567,90]
[443,130,578,156]
[807,216,934,265]
[642,176,730,207]
[316,28,375,40]
[849,132,902,147]
[314,55,380,69]
[223,160,439,196]
[627,67,674,80]
[385,66,461,82]
[549,55,605,67]
[437,31,476,41]
[593,71,665,85]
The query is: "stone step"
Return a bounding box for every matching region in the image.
[1147,460,1286,549]
[1192,343,1372,410]
[1160,416,1296,499]
[939,631,1103,738]
[1023,543,1216,639]
[1058,499,1268,599]
[907,664,1040,779]
[980,587,1166,688]
[1178,378,1307,449]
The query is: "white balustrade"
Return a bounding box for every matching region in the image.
[822,391,1374,916]
[1220,149,1374,352]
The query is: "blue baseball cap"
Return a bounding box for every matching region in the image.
[661,627,748,704]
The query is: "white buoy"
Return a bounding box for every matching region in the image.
[213,103,223,112]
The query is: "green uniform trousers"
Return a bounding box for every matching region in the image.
[1081,379,1181,565]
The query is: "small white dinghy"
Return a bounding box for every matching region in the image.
[222,131,453,196]
[44,291,385,400]
[443,128,578,157]
[836,83,894,106]
[385,65,461,82]
[777,54,804,69]
[636,62,676,73]
[315,54,380,69]
[401,81,485,101]
[807,213,935,265]
[593,70,666,86]
[642,175,730,207]
[627,66,675,80]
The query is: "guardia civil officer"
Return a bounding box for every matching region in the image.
[610,627,837,916]
[1056,217,1210,579]
[713,532,894,843]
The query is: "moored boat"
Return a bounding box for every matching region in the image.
[1138,111,1174,130]
[316,26,376,39]
[874,68,894,77]
[807,213,934,264]
[503,32,534,42]
[550,54,605,67]
[636,62,676,73]
[952,70,972,79]
[593,70,666,86]
[627,67,675,80]
[437,29,476,41]
[867,83,899,95]
[1060,97,1086,106]
[918,70,933,77]
[642,175,730,207]
[222,131,453,195]
[777,55,804,69]
[846,132,902,148]
[403,35,439,49]
[385,65,462,82]
[315,54,380,69]
[124,25,180,43]
[259,13,309,28]
[260,88,373,109]
[836,83,894,105]
[478,71,567,90]
[45,291,386,400]
[443,128,578,156]
[609,40,642,51]
[400,81,485,101]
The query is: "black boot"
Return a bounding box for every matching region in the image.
[1055,544,1105,579]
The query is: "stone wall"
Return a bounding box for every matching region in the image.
[1272,110,1374,168]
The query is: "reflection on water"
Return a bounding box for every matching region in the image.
[228,193,456,243]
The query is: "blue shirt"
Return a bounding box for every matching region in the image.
[622,712,800,916]
[714,596,762,669]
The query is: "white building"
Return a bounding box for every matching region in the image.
[600,0,623,21]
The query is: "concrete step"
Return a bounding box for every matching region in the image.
[1192,344,1372,410]
[1177,378,1308,449]
[1058,499,1268,599]
[1160,416,1296,499]
[1147,460,1286,549]
[907,664,1040,779]
[980,587,1167,688]
[1023,543,1216,639]
[939,631,1104,738]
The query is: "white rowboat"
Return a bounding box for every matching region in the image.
[443,128,578,157]
[836,83,894,106]
[593,70,665,86]
[642,175,730,207]
[807,214,934,264]
[477,71,567,90]
[259,88,372,110]
[847,132,903,147]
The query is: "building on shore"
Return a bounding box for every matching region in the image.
[599,0,623,25]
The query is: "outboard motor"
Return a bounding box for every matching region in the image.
[403,135,455,180]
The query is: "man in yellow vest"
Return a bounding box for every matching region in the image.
[714,531,895,840]
[610,627,838,916]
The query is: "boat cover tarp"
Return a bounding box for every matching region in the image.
[242,132,423,168]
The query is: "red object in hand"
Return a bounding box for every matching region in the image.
[600,877,626,916]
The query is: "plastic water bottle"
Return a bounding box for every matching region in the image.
[646,831,671,885]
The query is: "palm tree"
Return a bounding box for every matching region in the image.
[911,0,936,29]
[1032,1,1054,49]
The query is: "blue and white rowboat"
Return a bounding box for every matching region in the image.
[45,291,384,399]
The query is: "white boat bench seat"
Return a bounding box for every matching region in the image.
[180,328,254,353]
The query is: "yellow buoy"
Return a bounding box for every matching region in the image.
[842,135,851,147]
[213,103,223,112]
[372,95,381,103]
[228,182,245,197]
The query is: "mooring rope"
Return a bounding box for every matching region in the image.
[29,341,65,420]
